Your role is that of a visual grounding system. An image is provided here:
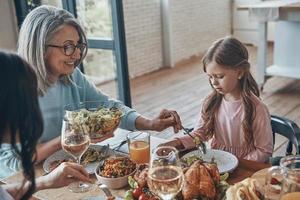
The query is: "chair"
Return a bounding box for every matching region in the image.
[271,115,300,155]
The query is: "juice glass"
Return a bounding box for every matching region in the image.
[127,131,150,164]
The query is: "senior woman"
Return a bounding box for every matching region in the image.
[0,5,181,178]
[0,51,91,200]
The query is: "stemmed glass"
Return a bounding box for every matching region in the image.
[147,146,184,200]
[61,118,92,192]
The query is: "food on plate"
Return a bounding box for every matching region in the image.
[98,157,136,178]
[226,178,264,200]
[133,164,149,188]
[126,159,229,200]
[181,155,202,167]
[266,177,282,195]
[66,106,122,138]
[181,154,216,168]
[203,162,220,183]
[80,148,102,165]
[182,160,219,199]
[49,158,74,171]
[47,147,103,172]
[126,175,160,200]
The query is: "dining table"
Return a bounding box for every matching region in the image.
[0,131,271,200]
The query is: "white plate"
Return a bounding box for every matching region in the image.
[43,144,113,174]
[182,149,239,173]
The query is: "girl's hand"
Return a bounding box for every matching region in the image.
[37,162,92,189]
[152,109,182,133]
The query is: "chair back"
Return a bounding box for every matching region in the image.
[271,115,300,155]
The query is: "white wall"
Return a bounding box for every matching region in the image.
[123,0,163,78]
[124,0,232,76]
[0,0,18,51]
[166,0,232,67]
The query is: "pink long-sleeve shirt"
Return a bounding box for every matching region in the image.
[179,95,273,163]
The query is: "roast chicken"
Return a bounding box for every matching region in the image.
[182,160,219,200]
[133,164,149,188]
[133,161,221,200]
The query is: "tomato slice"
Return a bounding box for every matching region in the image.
[138,193,150,200]
[132,187,143,199]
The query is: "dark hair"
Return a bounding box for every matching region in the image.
[0,50,43,200]
[201,36,260,147]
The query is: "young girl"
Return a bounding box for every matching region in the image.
[166,36,273,163]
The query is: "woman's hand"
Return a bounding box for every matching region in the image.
[135,109,182,132]
[36,162,92,190]
[152,109,182,133]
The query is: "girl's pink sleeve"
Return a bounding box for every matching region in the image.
[177,106,206,150]
[244,103,273,163]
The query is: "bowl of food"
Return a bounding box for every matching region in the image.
[95,156,137,189]
[64,101,123,139]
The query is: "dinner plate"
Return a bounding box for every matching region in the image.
[43,144,113,174]
[182,149,239,173]
[251,167,269,187]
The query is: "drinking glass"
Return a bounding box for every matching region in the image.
[265,155,300,200]
[147,146,184,200]
[127,131,150,164]
[61,119,92,192]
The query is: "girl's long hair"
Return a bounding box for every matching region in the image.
[201,36,260,147]
[0,51,43,200]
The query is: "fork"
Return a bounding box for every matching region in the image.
[97,183,116,200]
[182,126,206,155]
[112,139,128,151]
[111,131,143,151]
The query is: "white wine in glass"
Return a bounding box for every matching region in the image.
[147,146,184,200]
[61,119,92,193]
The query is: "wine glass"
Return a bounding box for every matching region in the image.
[61,118,92,193]
[147,146,184,200]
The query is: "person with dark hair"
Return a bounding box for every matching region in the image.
[162,36,273,163]
[0,5,182,178]
[0,51,91,200]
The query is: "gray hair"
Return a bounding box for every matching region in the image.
[17,5,87,96]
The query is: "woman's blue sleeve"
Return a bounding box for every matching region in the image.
[0,144,22,179]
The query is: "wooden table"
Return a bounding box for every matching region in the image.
[227,158,270,185]
[1,156,270,200]
[1,133,270,199]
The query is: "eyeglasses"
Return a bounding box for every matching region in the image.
[46,43,87,56]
